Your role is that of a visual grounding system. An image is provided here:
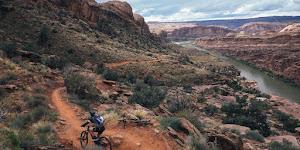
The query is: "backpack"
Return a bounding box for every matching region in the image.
[94,115,104,124]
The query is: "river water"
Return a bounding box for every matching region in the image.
[176,41,300,103]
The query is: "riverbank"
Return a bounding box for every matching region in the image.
[177,41,300,103]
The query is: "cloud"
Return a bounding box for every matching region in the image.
[95,0,300,22]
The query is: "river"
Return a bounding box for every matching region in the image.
[176,41,300,103]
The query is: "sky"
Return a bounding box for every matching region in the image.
[95,0,300,22]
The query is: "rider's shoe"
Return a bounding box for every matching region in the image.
[92,136,98,142]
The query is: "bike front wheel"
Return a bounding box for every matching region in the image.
[98,137,112,150]
[80,131,89,148]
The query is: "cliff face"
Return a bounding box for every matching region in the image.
[196,24,300,85]
[53,0,161,47]
[235,22,289,35]
[171,25,234,38]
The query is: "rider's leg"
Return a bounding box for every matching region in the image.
[98,126,105,136]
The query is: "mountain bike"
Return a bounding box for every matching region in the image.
[80,126,112,150]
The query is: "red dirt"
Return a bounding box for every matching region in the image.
[104,57,161,69]
[52,87,174,150]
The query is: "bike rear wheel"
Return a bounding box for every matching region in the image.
[80,131,89,148]
[97,137,112,150]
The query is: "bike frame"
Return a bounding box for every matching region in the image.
[86,126,97,140]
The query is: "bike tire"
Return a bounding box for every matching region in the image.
[80,131,89,148]
[123,120,126,129]
[98,137,112,150]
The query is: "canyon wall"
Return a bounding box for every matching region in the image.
[196,24,300,85]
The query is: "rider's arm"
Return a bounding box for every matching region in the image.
[81,120,91,127]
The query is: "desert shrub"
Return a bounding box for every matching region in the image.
[126,72,136,84]
[26,94,47,108]
[96,62,105,74]
[159,117,181,131]
[38,26,49,45]
[245,130,265,142]
[283,118,299,133]
[222,128,241,135]
[270,130,280,136]
[222,99,271,137]
[31,106,57,122]
[197,97,206,103]
[0,41,18,58]
[134,80,148,91]
[43,55,68,69]
[32,121,56,134]
[204,104,218,116]
[33,86,45,93]
[23,43,37,52]
[269,138,298,150]
[103,69,120,81]
[11,113,33,129]
[19,131,35,149]
[0,129,20,150]
[0,88,7,98]
[64,72,98,99]
[133,109,147,119]
[227,80,242,91]
[183,84,193,93]
[128,85,166,109]
[273,110,299,133]
[144,74,156,86]
[168,94,193,113]
[186,135,210,150]
[38,133,56,146]
[0,72,16,85]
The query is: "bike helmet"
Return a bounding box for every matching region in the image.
[90,110,96,117]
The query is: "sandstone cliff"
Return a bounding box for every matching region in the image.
[196,24,300,85]
[54,0,161,47]
[235,22,289,35]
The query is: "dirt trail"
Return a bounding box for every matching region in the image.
[105,57,161,69]
[52,87,174,150]
[52,87,84,149]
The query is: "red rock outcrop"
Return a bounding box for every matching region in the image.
[169,25,234,41]
[30,0,161,47]
[235,22,289,35]
[196,24,300,85]
[133,14,150,34]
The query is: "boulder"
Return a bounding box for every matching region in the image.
[103,80,116,86]
[167,127,185,144]
[180,118,201,137]
[83,62,93,70]
[153,104,173,117]
[205,129,244,150]
[111,134,123,147]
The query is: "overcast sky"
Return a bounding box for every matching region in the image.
[95,0,300,22]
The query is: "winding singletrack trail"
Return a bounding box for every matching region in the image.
[52,87,174,150]
[105,57,161,69]
[52,87,83,149]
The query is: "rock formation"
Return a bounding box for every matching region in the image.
[235,22,289,35]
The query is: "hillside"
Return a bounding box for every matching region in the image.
[1,0,300,150]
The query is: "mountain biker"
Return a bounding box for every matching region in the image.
[81,110,105,141]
